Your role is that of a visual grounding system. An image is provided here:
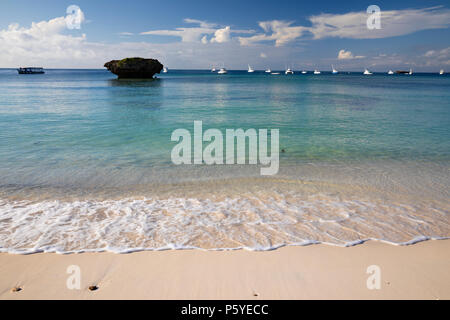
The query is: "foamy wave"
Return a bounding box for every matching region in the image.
[0,195,448,254]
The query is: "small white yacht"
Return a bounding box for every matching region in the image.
[332,65,338,74]
[313,69,321,75]
[271,72,281,75]
[265,68,272,73]
[388,70,394,75]
[440,69,444,75]
[218,68,228,74]
[285,68,294,75]
[363,68,373,75]
[162,67,168,73]
[301,70,307,74]
[211,67,216,72]
[248,65,255,73]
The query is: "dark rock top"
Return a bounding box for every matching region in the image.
[104,57,163,79]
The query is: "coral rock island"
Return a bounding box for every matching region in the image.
[104,57,163,79]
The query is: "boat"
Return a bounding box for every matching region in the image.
[162,67,168,73]
[395,70,409,74]
[271,72,280,75]
[17,67,45,74]
[440,69,444,75]
[285,68,294,75]
[408,68,413,75]
[218,68,228,74]
[248,65,255,73]
[332,65,338,74]
[301,70,307,74]
[363,68,373,75]
[313,69,321,75]
[265,68,272,73]
[388,70,394,75]
[211,67,216,72]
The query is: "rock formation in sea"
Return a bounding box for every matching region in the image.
[104,57,163,79]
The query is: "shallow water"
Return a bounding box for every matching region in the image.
[0,69,449,253]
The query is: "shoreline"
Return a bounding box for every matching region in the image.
[1,239,449,300]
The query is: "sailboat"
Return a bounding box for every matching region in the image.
[218,68,228,74]
[408,68,413,75]
[363,68,373,75]
[313,69,321,75]
[388,70,394,75]
[285,68,294,75]
[332,65,338,74]
[265,68,272,73]
[248,65,255,73]
[162,67,168,73]
[440,69,445,75]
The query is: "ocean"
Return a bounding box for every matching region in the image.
[0,68,449,253]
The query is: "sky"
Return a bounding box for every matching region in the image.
[0,0,449,71]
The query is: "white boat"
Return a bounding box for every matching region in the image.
[265,68,272,73]
[285,68,294,75]
[162,67,168,73]
[408,68,413,75]
[248,65,255,73]
[211,67,216,72]
[301,70,307,74]
[388,70,394,75]
[271,72,280,75]
[363,68,373,75]
[440,69,444,75]
[313,69,321,75]
[218,68,228,74]
[332,65,338,74]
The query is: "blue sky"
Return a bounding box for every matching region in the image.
[0,0,449,70]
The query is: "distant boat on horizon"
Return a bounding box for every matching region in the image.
[265,68,272,73]
[408,68,413,75]
[314,69,321,75]
[363,68,373,75]
[285,68,294,75]
[162,67,168,73]
[271,72,280,75]
[440,69,444,75]
[211,67,216,72]
[218,68,228,74]
[248,65,255,73]
[301,70,307,74]
[17,67,44,74]
[388,70,394,75]
[332,65,338,74]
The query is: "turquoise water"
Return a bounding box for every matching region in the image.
[0,69,449,253]
[0,69,449,188]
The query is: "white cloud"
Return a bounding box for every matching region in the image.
[141,27,216,42]
[309,6,450,39]
[211,26,231,43]
[118,32,133,36]
[183,18,217,29]
[0,13,286,69]
[239,20,307,46]
[337,49,365,60]
[237,6,450,46]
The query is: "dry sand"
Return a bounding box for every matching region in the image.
[0,240,449,300]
